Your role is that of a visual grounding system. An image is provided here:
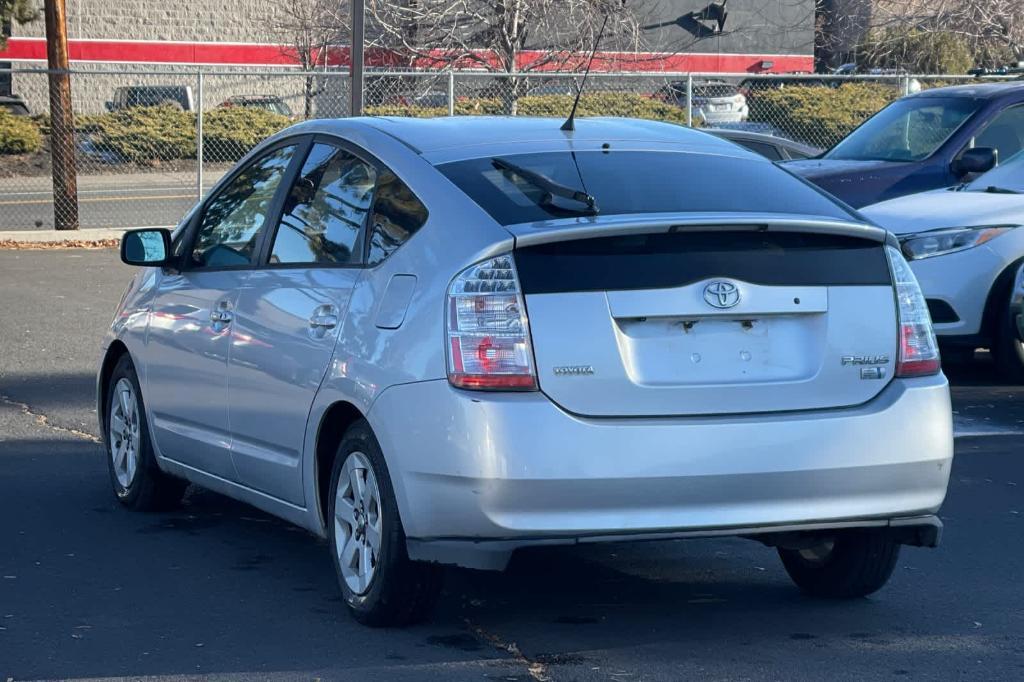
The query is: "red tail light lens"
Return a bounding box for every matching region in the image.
[446,254,538,391]
[886,246,941,377]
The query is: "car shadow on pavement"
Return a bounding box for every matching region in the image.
[3,434,1021,680]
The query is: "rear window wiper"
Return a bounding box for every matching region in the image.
[982,185,1021,194]
[492,157,599,215]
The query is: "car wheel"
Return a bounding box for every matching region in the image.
[777,529,900,598]
[106,354,187,511]
[328,420,443,626]
[991,309,1024,384]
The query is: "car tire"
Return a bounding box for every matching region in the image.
[105,354,187,511]
[327,420,443,627]
[778,529,900,598]
[991,309,1024,384]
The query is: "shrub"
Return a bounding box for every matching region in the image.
[367,92,691,126]
[0,111,43,155]
[748,83,897,149]
[203,107,291,162]
[88,105,195,162]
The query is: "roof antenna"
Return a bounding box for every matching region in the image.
[561,12,611,132]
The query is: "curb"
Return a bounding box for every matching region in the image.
[0,228,133,243]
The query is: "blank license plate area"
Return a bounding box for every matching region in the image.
[613,314,826,386]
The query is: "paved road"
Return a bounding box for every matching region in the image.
[1,250,1023,681]
[0,173,222,230]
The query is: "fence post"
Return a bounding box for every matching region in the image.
[685,73,693,127]
[447,71,455,116]
[196,69,204,203]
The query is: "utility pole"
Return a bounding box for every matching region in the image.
[43,0,79,230]
[350,0,364,116]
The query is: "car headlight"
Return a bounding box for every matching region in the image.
[899,225,1016,260]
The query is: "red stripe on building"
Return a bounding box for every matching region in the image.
[0,37,813,73]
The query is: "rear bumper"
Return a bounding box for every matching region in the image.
[368,375,953,569]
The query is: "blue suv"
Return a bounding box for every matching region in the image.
[785,83,1024,208]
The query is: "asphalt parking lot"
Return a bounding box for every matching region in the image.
[1,248,1023,681]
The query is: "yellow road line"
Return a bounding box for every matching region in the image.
[0,193,194,206]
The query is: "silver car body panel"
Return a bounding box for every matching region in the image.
[97,116,954,570]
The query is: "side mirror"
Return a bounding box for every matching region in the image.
[953,147,997,177]
[121,228,173,267]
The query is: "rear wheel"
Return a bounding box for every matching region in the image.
[327,420,443,626]
[778,529,900,598]
[106,354,187,511]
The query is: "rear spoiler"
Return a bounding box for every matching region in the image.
[504,212,895,249]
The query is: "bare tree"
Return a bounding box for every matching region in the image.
[364,0,649,113]
[816,0,1023,70]
[266,0,350,119]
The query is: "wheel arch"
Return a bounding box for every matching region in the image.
[97,340,131,442]
[314,400,366,531]
[981,255,1024,345]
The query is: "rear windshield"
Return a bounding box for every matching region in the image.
[436,150,855,225]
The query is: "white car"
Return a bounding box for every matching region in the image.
[861,151,1024,380]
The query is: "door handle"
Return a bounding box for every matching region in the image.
[309,314,339,330]
[308,304,340,339]
[210,300,233,327]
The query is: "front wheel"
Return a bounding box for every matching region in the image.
[778,530,900,598]
[992,307,1024,384]
[106,354,187,510]
[327,420,443,626]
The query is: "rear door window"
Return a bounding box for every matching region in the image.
[268,142,377,265]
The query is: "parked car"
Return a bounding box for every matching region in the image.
[655,80,749,124]
[861,149,1024,379]
[705,128,820,160]
[106,85,195,112]
[219,94,294,119]
[0,94,30,116]
[101,116,952,626]
[785,82,1024,207]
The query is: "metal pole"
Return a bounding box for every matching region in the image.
[350,0,364,116]
[447,71,455,116]
[196,69,204,202]
[685,73,693,127]
[43,0,79,230]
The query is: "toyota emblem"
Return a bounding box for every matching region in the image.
[703,281,740,309]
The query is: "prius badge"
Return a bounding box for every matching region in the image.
[703,281,740,309]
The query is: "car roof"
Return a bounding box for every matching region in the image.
[911,82,1024,99]
[352,116,743,156]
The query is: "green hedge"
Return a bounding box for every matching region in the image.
[85,105,195,162]
[367,92,692,126]
[748,83,897,149]
[203,107,291,162]
[80,105,291,163]
[0,111,43,155]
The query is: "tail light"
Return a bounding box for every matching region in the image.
[446,254,538,390]
[886,245,941,377]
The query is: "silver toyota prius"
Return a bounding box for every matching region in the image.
[99,116,954,626]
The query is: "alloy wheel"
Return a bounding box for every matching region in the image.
[334,451,383,595]
[109,377,141,489]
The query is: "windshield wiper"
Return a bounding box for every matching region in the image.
[982,185,1021,194]
[492,157,599,215]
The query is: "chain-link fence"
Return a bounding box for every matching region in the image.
[0,65,1014,230]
